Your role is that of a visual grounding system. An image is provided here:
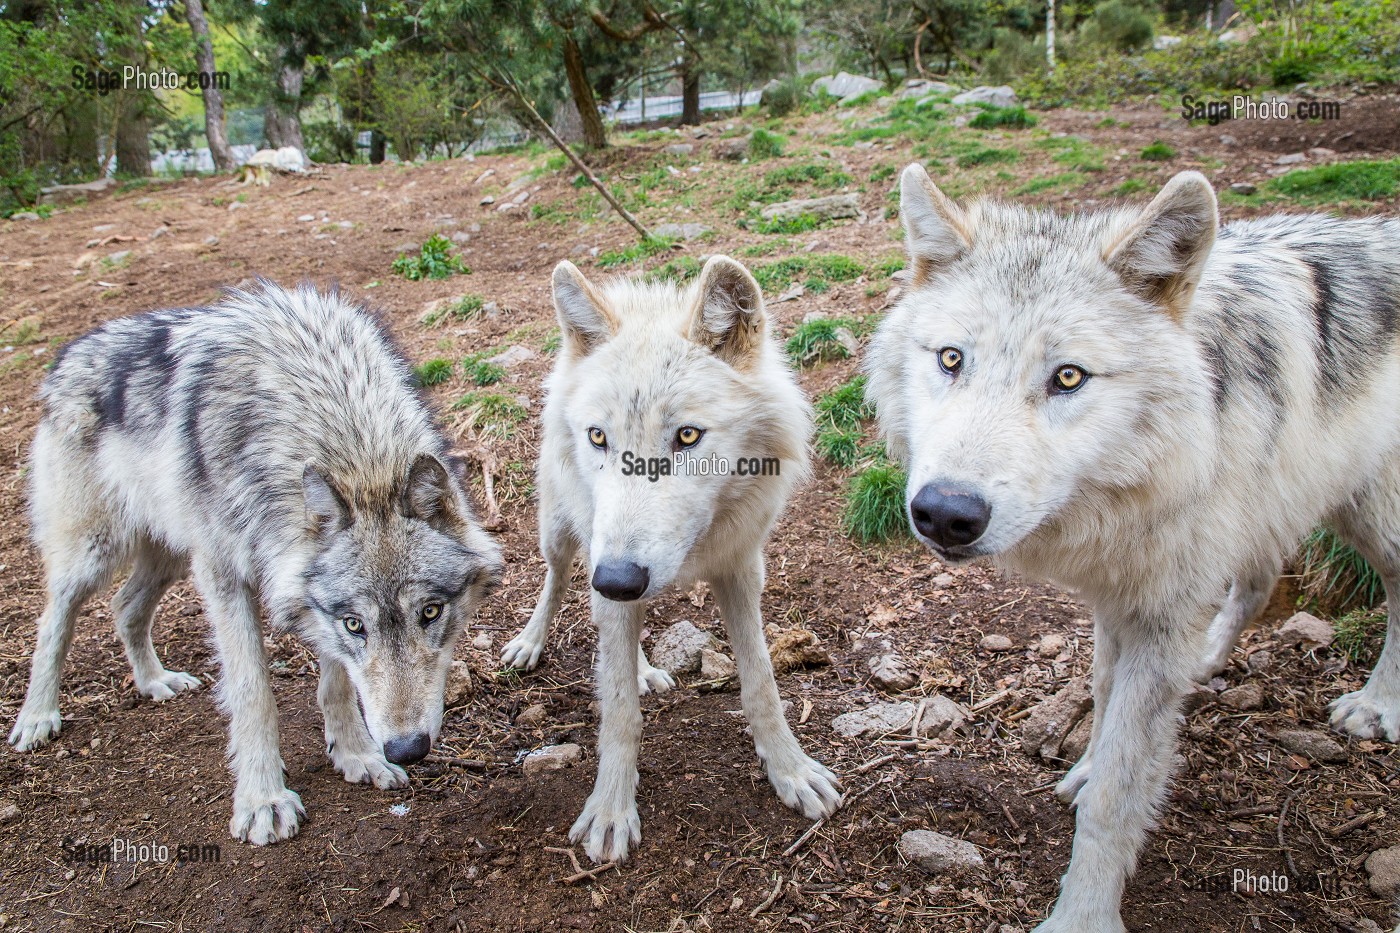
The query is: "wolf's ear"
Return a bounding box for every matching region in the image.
[552,260,618,356]
[303,463,351,536]
[900,163,972,283]
[1105,171,1218,315]
[402,453,464,532]
[688,255,765,368]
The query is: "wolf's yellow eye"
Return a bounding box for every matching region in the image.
[676,426,703,448]
[588,427,607,449]
[1053,365,1087,393]
[342,616,364,636]
[421,603,442,623]
[938,347,963,374]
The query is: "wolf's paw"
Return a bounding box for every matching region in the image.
[638,664,676,696]
[1330,689,1400,743]
[501,632,545,671]
[230,788,305,846]
[569,795,641,864]
[8,706,61,752]
[1033,915,1126,933]
[1055,754,1094,804]
[330,745,408,790]
[768,754,843,821]
[138,669,202,702]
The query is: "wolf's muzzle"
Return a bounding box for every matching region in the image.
[592,560,649,601]
[383,732,431,766]
[910,483,991,550]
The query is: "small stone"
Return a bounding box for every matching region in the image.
[759,193,859,224]
[516,703,548,727]
[1307,147,1336,160]
[1037,634,1067,658]
[1219,134,1239,146]
[897,830,985,875]
[652,221,711,241]
[1246,649,1273,673]
[1275,728,1347,762]
[444,659,472,708]
[663,143,695,157]
[485,345,536,367]
[700,648,736,680]
[297,213,315,222]
[979,634,1013,653]
[1366,845,1400,898]
[0,804,19,824]
[523,743,581,775]
[867,650,917,691]
[1020,678,1092,761]
[652,621,716,675]
[712,138,749,161]
[1229,182,1257,195]
[832,326,860,356]
[951,85,1017,108]
[1060,712,1094,761]
[916,693,971,738]
[1219,681,1265,711]
[1276,611,1334,648]
[1275,152,1307,165]
[107,249,131,265]
[9,211,40,221]
[479,195,495,205]
[832,701,915,738]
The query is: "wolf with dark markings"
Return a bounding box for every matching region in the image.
[866,164,1400,931]
[8,282,502,845]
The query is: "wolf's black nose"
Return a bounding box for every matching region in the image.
[384,733,431,766]
[910,484,991,548]
[592,561,650,601]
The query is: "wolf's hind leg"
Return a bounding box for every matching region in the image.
[318,654,407,790]
[114,541,199,701]
[712,553,842,821]
[1328,473,1400,741]
[501,525,578,672]
[9,533,119,751]
[1197,555,1281,681]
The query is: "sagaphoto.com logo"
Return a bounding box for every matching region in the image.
[620,450,781,482]
[72,65,230,97]
[61,836,221,865]
[1181,92,1342,125]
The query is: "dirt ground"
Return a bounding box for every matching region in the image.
[2,87,1399,933]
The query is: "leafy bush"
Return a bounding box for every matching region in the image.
[749,128,786,159]
[1140,140,1175,161]
[393,235,471,280]
[413,358,455,386]
[763,75,809,117]
[1078,0,1154,52]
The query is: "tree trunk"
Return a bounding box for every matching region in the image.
[369,129,386,164]
[562,33,607,149]
[185,0,236,171]
[681,63,701,126]
[115,103,152,176]
[264,49,305,154]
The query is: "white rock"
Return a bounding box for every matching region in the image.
[979,634,1014,653]
[1276,611,1333,648]
[811,72,882,102]
[868,650,917,691]
[479,195,496,206]
[523,743,581,775]
[652,221,711,241]
[444,660,472,708]
[700,648,736,680]
[832,701,915,737]
[1366,845,1400,897]
[900,79,957,100]
[951,85,1018,108]
[1020,678,1092,760]
[652,621,716,674]
[1037,633,1067,658]
[898,830,985,875]
[486,345,536,367]
[759,193,860,223]
[917,693,971,738]
[1152,35,1183,50]
[471,631,492,651]
[1276,152,1307,165]
[663,143,695,157]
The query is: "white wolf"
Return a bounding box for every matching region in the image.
[501,256,842,863]
[9,283,503,845]
[866,164,1400,931]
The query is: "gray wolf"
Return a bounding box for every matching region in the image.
[502,256,842,863]
[866,163,1400,931]
[8,282,503,845]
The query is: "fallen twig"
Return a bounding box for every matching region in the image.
[749,872,784,918]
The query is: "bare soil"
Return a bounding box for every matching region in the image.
[1,87,1398,933]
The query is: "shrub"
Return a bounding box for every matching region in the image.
[842,460,912,543]
[413,358,454,386]
[1140,140,1176,161]
[749,128,785,159]
[393,234,470,280]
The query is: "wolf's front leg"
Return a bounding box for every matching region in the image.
[318,654,407,790]
[1035,614,1196,933]
[194,560,304,845]
[711,554,842,820]
[501,528,578,672]
[570,591,644,863]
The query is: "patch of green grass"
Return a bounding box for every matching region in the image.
[1096,116,1123,128]
[763,162,854,190]
[413,357,455,386]
[1268,159,1400,204]
[830,97,947,146]
[451,390,528,437]
[530,200,571,224]
[541,328,561,355]
[815,375,875,431]
[969,105,1037,129]
[752,254,865,293]
[1140,140,1176,162]
[421,294,486,326]
[785,317,859,365]
[1299,527,1385,615]
[754,212,827,235]
[646,255,703,283]
[1335,607,1387,666]
[956,146,1020,168]
[596,235,678,268]
[1012,172,1088,196]
[1113,178,1149,196]
[393,234,471,280]
[749,128,785,159]
[461,352,506,386]
[815,427,863,467]
[869,164,896,183]
[3,203,54,219]
[873,254,905,278]
[842,459,912,543]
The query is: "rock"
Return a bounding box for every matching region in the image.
[811,72,882,103]
[1219,681,1265,711]
[833,326,860,356]
[1276,611,1334,649]
[471,631,492,651]
[8,211,40,221]
[1366,845,1400,898]
[0,803,19,824]
[652,222,711,241]
[1229,182,1257,195]
[1061,712,1094,761]
[867,650,917,691]
[917,693,971,738]
[444,660,472,708]
[897,830,985,875]
[663,143,695,157]
[297,213,316,222]
[700,648,736,680]
[1037,633,1066,658]
[1308,147,1337,160]
[1219,134,1239,146]
[769,627,831,673]
[759,193,860,224]
[106,249,131,266]
[1152,35,1183,50]
[452,231,472,243]
[979,634,1014,653]
[712,137,750,161]
[1275,152,1307,165]
[486,345,536,367]
[38,177,114,206]
[832,701,915,738]
[1246,649,1273,673]
[516,703,548,727]
[1276,728,1347,762]
[652,621,716,675]
[900,79,957,100]
[479,195,496,205]
[1020,678,1092,760]
[523,743,581,775]
[951,85,1018,108]
[244,146,307,174]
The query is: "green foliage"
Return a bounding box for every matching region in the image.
[461,354,506,386]
[596,236,678,268]
[842,459,912,543]
[752,254,864,293]
[957,146,1021,168]
[393,235,471,280]
[762,75,809,117]
[815,428,863,467]
[749,128,786,159]
[969,105,1037,129]
[1013,172,1088,196]
[646,255,704,283]
[422,294,486,326]
[1267,159,1400,203]
[1078,0,1154,52]
[874,254,905,277]
[1299,528,1385,615]
[1113,178,1149,196]
[413,358,455,386]
[869,164,896,183]
[451,390,527,437]
[1140,140,1176,161]
[1334,608,1387,665]
[815,375,874,432]
[1240,0,1400,86]
[785,317,859,365]
[754,212,826,234]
